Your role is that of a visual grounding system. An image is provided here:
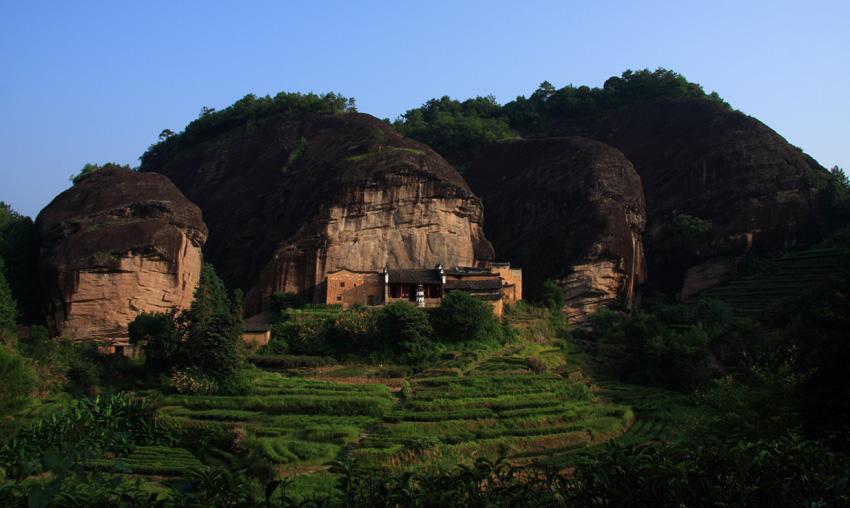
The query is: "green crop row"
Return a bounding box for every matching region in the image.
[248,355,338,369]
[164,387,393,416]
[249,375,389,395]
[256,437,340,465]
[173,394,393,417]
[88,446,204,476]
[416,374,562,389]
[383,408,496,423]
[161,408,263,421]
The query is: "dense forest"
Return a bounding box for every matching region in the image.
[391,68,731,163]
[1,69,849,506]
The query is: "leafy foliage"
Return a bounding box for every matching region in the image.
[0,393,174,473]
[374,301,437,364]
[127,311,180,373]
[0,203,40,323]
[68,162,130,185]
[393,68,730,160]
[430,290,502,345]
[0,258,16,342]
[140,91,356,171]
[129,264,245,394]
[392,95,515,160]
[769,259,850,450]
[270,291,308,312]
[540,279,564,310]
[818,165,850,225]
[587,298,755,392]
[0,345,35,409]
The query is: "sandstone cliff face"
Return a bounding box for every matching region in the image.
[591,98,826,297]
[35,167,207,340]
[464,137,647,321]
[142,113,493,314]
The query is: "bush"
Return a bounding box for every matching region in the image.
[248,355,338,369]
[430,291,501,345]
[540,279,565,310]
[129,264,244,393]
[270,291,307,312]
[0,345,34,407]
[171,366,219,395]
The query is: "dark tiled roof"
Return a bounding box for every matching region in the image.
[388,269,443,283]
[444,279,503,290]
[243,323,272,333]
[445,266,494,276]
[327,268,380,275]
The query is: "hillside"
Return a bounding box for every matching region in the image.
[394,69,836,304]
[141,109,493,315]
[464,137,647,321]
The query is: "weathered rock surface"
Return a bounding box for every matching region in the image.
[590,98,827,297]
[464,137,647,321]
[35,167,207,340]
[142,113,493,314]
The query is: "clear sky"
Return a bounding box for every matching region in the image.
[2,0,848,220]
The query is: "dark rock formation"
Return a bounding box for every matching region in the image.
[590,98,827,297]
[35,166,207,340]
[464,137,647,320]
[142,113,493,314]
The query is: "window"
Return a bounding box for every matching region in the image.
[336,296,342,301]
[340,282,345,287]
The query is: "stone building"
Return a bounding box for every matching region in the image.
[324,263,522,316]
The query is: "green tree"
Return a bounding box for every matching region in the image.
[0,345,35,408]
[540,279,564,310]
[375,301,437,364]
[0,203,40,323]
[430,291,500,344]
[0,258,17,343]
[69,162,130,185]
[270,291,307,312]
[128,264,244,392]
[127,311,181,373]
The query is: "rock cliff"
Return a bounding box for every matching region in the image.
[35,167,207,341]
[142,113,493,314]
[590,98,827,297]
[464,137,647,321]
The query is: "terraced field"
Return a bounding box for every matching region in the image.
[156,372,394,480]
[346,347,640,474]
[89,446,205,479]
[696,248,849,317]
[125,337,690,495]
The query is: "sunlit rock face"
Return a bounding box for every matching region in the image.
[36,167,207,340]
[464,137,647,322]
[142,113,493,314]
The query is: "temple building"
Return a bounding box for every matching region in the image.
[324,262,522,316]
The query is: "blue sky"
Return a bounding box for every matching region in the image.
[2,0,848,219]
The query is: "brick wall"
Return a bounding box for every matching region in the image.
[325,270,383,309]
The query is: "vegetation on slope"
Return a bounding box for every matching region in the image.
[140,91,356,172]
[392,68,730,161]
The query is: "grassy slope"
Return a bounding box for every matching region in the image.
[695,248,849,317]
[2,312,695,501]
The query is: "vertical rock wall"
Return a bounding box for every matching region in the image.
[465,137,647,322]
[36,167,207,341]
[142,113,493,314]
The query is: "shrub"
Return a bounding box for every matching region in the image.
[171,366,219,395]
[540,279,565,310]
[430,291,500,344]
[270,291,307,312]
[0,345,34,407]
